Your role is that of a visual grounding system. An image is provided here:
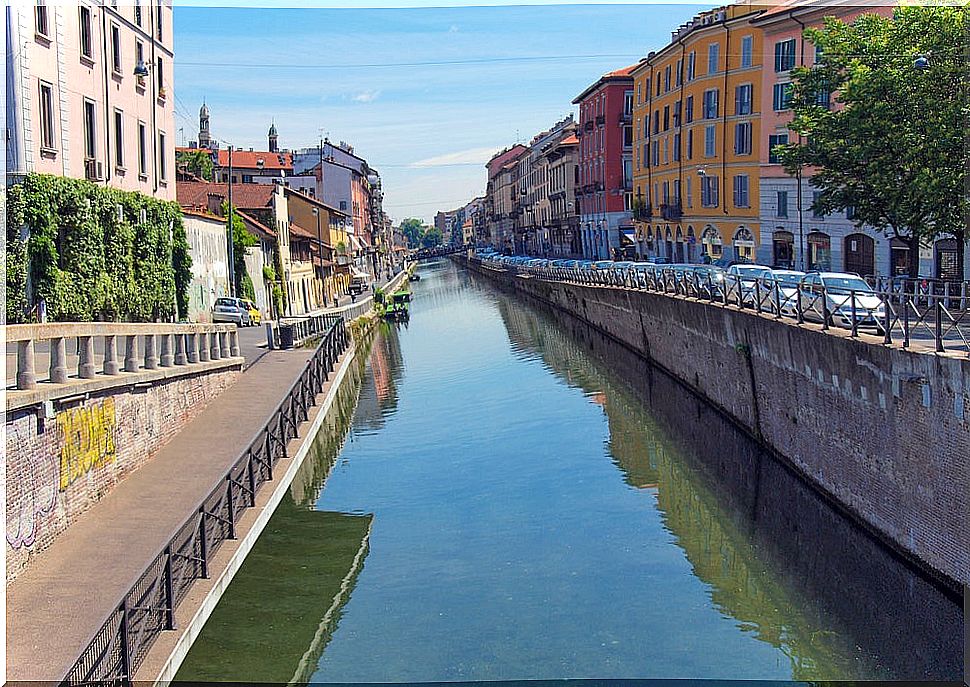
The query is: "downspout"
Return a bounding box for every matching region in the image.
[150,1,158,194]
[792,11,808,270]
[676,34,687,255]
[101,6,110,183]
[720,13,730,224]
[647,62,654,217]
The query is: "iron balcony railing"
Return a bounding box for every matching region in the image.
[469,257,970,356]
[63,315,350,687]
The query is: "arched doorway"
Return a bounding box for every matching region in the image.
[733,226,756,263]
[806,232,831,271]
[646,226,655,257]
[686,226,696,263]
[935,238,961,281]
[772,229,794,268]
[665,226,673,260]
[675,227,685,263]
[701,225,722,261]
[844,233,875,277]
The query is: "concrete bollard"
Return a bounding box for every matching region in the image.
[265,322,276,350]
[124,335,140,373]
[198,332,211,362]
[210,330,221,360]
[159,333,174,367]
[187,332,199,364]
[230,330,240,357]
[104,335,120,374]
[174,334,188,365]
[50,337,68,384]
[220,331,231,359]
[144,334,159,370]
[17,340,36,390]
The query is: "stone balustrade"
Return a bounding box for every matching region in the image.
[7,323,241,406]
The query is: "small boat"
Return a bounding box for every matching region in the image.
[383,290,411,321]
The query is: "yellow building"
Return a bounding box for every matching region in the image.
[632,3,765,263]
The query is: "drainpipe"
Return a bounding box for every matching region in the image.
[720,11,730,236]
[150,3,158,195]
[100,6,110,183]
[676,33,687,257]
[792,11,808,270]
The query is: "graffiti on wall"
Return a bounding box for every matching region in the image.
[58,397,118,490]
[6,422,59,549]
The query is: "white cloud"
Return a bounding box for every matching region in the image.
[448,24,460,32]
[352,90,381,103]
[410,146,501,169]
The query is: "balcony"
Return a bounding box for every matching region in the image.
[584,121,594,132]
[619,111,633,124]
[595,114,606,126]
[633,204,653,221]
[660,202,683,220]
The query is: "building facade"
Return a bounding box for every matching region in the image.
[632,4,764,265]
[573,65,636,259]
[182,210,230,322]
[6,0,177,199]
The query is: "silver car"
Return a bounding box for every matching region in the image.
[212,297,251,327]
[798,272,887,331]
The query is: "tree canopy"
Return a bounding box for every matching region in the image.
[176,149,214,181]
[421,226,443,249]
[778,4,970,276]
[399,218,425,248]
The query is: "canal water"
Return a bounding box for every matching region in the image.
[176,259,962,684]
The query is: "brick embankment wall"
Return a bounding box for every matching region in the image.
[470,263,970,590]
[5,368,239,582]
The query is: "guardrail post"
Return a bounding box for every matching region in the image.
[50,337,68,384]
[104,335,120,374]
[220,331,231,359]
[248,453,257,506]
[226,478,236,539]
[935,298,944,353]
[198,512,209,579]
[882,295,892,345]
[144,334,159,370]
[17,340,36,390]
[124,335,139,373]
[903,296,911,347]
[119,598,132,683]
[821,288,830,331]
[159,334,174,367]
[163,546,175,630]
[174,334,188,366]
[850,291,859,337]
[198,332,211,362]
[78,336,96,379]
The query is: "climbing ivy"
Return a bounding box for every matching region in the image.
[5,173,192,323]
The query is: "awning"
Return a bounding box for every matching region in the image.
[620,228,636,245]
[348,235,364,252]
[351,269,369,279]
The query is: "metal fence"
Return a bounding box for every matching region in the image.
[63,315,350,686]
[472,258,970,356]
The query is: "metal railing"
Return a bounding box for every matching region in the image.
[63,315,349,686]
[473,258,970,356]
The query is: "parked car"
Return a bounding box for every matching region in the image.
[764,269,806,316]
[241,298,261,326]
[725,264,773,304]
[798,272,887,331]
[212,297,251,327]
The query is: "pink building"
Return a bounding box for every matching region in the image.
[572,64,637,259]
[6,0,177,199]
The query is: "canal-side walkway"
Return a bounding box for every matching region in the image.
[5,343,351,682]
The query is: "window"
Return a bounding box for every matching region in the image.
[156,1,163,41]
[735,84,752,115]
[768,133,788,164]
[686,177,693,208]
[687,52,696,81]
[663,181,670,204]
[663,137,669,164]
[111,25,122,73]
[674,179,681,204]
[675,59,683,86]
[772,82,793,111]
[701,175,719,207]
[741,35,753,68]
[79,6,93,59]
[135,0,142,26]
[83,99,97,159]
[156,57,164,97]
[623,125,633,148]
[708,42,719,74]
[652,140,659,167]
[776,191,788,217]
[814,42,824,65]
[812,190,824,218]
[686,129,693,159]
[703,89,719,119]
[685,95,694,123]
[815,83,831,109]
[158,131,166,180]
[733,175,749,208]
[673,133,681,162]
[704,125,716,157]
[846,205,856,220]
[673,100,681,127]
[624,91,633,115]
[734,122,752,155]
[138,121,147,175]
[653,110,659,135]
[775,38,796,72]
[38,81,55,150]
[663,105,669,131]
[114,109,124,168]
[664,65,671,92]
[35,1,49,37]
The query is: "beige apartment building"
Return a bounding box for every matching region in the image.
[6,0,176,199]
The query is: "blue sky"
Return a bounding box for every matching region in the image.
[174,3,706,223]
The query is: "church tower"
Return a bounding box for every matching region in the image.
[198,101,211,149]
[268,121,279,153]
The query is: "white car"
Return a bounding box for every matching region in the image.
[798,272,887,331]
[725,264,773,305]
[764,269,806,316]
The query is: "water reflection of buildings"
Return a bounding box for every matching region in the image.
[494,295,962,680]
[354,327,405,433]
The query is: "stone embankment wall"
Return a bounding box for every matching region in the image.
[6,368,239,581]
[469,262,970,590]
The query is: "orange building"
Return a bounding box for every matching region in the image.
[632,3,766,263]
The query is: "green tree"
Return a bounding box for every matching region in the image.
[399,218,424,248]
[176,149,214,181]
[420,226,443,249]
[778,5,970,277]
[222,202,258,298]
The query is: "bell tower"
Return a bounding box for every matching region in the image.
[198,101,211,149]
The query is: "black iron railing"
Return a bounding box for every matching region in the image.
[63,315,349,686]
[471,257,970,356]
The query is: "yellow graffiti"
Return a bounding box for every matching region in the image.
[57,398,117,490]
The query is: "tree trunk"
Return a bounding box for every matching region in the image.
[908,233,921,279]
[955,227,966,281]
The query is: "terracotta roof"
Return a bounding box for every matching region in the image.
[177,180,275,211]
[216,149,293,171]
[559,134,579,145]
[572,62,639,103]
[181,208,222,221]
[236,210,276,238]
[289,222,318,241]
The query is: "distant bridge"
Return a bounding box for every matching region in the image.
[412,243,471,261]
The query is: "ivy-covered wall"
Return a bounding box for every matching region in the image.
[6,174,192,323]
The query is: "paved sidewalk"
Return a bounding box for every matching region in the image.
[6,346,319,682]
